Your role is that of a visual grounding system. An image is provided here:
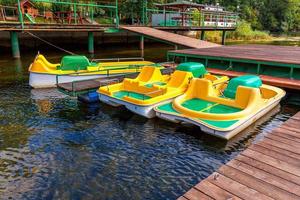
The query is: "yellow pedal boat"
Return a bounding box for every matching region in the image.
[98,62,229,118]
[155,75,286,140]
[29,54,155,88]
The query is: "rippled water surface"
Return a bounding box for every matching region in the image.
[0,45,299,200]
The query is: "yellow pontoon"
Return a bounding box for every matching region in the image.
[98,62,228,118]
[155,75,286,140]
[29,54,156,88]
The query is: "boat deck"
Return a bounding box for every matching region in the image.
[178,111,300,200]
[57,68,174,96]
[57,74,137,96]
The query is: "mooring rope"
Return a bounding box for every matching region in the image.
[25,31,77,55]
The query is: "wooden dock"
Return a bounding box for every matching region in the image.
[169,45,300,65]
[0,23,108,32]
[178,111,300,200]
[121,26,220,49]
[168,45,300,90]
[207,68,300,90]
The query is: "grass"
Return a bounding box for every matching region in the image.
[200,21,272,43]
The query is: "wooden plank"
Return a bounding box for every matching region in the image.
[206,172,273,200]
[177,196,189,200]
[293,112,300,119]
[206,68,300,90]
[121,26,220,49]
[228,159,300,197]
[182,188,213,200]
[241,149,300,176]
[266,134,300,148]
[271,129,300,143]
[179,112,300,200]
[279,125,300,134]
[194,179,241,200]
[263,138,300,155]
[285,119,300,129]
[256,142,300,161]
[248,144,300,166]
[218,165,299,200]
[236,155,300,186]
[170,45,300,65]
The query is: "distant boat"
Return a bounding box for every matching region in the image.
[29,54,156,88]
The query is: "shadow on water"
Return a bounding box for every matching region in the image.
[0,44,300,199]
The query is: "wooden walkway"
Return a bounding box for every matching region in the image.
[170,45,300,65]
[121,26,220,49]
[207,68,300,90]
[0,23,108,32]
[178,111,300,200]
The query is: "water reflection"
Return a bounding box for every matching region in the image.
[0,46,300,200]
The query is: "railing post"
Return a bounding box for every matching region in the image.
[74,4,77,25]
[115,0,119,27]
[91,6,94,21]
[10,31,20,58]
[17,0,24,29]
[88,32,94,54]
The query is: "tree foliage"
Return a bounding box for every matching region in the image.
[1,0,299,33]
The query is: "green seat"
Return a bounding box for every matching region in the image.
[59,55,91,71]
[224,75,262,99]
[176,62,207,78]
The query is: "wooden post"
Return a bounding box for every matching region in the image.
[140,35,144,58]
[222,30,226,45]
[88,32,94,54]
[200,31,205,40]
[10,31,20,58]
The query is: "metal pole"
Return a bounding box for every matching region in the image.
[17,0,24,30]
[88,32,94,54]
[10,31,20,58]
[115,0,119,27]
[74,4,77,25]
[142,0,145,25]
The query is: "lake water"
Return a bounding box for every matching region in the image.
[0,43,299,200]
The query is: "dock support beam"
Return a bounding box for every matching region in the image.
[140,35,144,58]
[200,31,205,40]
[222,31,226,45]
[10,31,20,58]
[88,32,94,54]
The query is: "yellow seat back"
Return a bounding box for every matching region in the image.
[166,71,193,88]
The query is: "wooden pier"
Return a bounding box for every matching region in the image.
[121,26,220,49]
[178,111,300,200]
[168,45,300,90]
